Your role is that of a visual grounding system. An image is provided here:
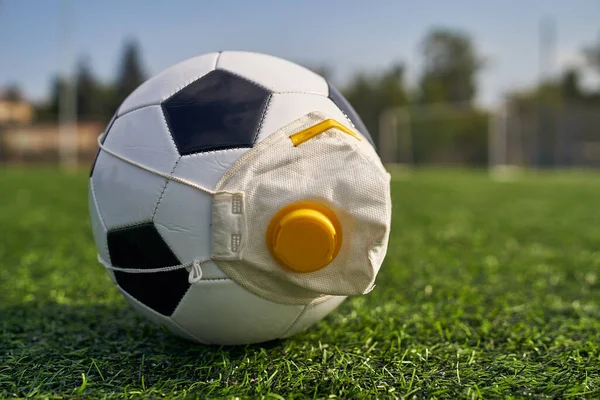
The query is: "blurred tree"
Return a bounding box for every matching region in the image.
[377,63,407,109]
[76,56,104,120]
[34,76,66,121]
[583,33,600,103]
[344,62,408,145]
[344,72,378,134]
[112,39,147,112]
[560,68,583,101]
[506,80,566,168]
[412,28,488,166]
[3,83,23,102]
[418,28,485,104]
[584,33,600,75]
[36,72,114,123]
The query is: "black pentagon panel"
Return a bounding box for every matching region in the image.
[89,110,119,177]
[107,222,189,316]
[327,81,375,148]
[162,69,271,155]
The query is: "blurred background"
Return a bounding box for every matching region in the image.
[0,0,599,172]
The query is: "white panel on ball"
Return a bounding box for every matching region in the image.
[282,296,346,338]
[119,287,204,344]
[92,106,178,229]
[88,182,115,283]
[92,154,167,229]
[256,92,352,143]
[172,279,305,345]
[153,178,227,279]
[217,51,328,95]
[119,52,220,116]
[173,148,249,190]
[103,106,180,173]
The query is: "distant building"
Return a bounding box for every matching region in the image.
[0,122,104,164]
[0,94,106,165]
[0,99,35,125]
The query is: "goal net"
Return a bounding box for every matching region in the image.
[378,103,491,168]
[378,100,600,176]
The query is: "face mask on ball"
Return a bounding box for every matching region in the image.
[97,111,392,306]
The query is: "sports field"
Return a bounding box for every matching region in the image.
[1,168,599,399]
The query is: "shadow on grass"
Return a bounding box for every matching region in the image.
[1,302,288,396]
[1,301,286,354]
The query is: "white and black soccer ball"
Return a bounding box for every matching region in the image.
[88,51,375,345]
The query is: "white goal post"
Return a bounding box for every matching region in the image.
[378,101,523,177]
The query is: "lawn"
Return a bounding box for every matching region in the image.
[1,167,600,399]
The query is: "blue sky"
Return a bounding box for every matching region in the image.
[1,0,599,107]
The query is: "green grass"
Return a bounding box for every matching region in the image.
[1,167,600,399]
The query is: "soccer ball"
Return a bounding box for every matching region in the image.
[89,51,376,345]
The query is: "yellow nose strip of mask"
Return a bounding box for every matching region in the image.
[266,202,343,273]
[289,119,360,147]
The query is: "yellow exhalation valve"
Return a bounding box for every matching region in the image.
[266,201,342,273]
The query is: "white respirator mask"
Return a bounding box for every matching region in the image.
[98,111,392,306]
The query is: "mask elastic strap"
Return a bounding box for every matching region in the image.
[96,133,217,196]
[98,254,209,284]
[96,133,221,284]
[98,133,243,284]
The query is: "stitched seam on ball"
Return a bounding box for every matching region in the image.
[274,90,329,96]
[162,53,222,103]
[341,111,356,129]
[171,284,192,318]
[213,68,271,92]
[101,110,119,143]
[116,284,202,342]
[320,96,357,129]
[253,94,272,143]
[151,100,185,221]
[118,67,323,118]
[268,91,358,131]
[179,147,249,159]
[179,144,253,156]
[143,217,188,316]
[280,305,308,338]
[108,220,154,233]
[152,103,181,220]
[169,315,209,344]
[168,312,209,345]
[152,157,180,221]
[214,51,222,69]
[89,179,108,232]
[159,104,182,155]
[170,277,233,320]
[117,103,160,119]
[90,179,112,264]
